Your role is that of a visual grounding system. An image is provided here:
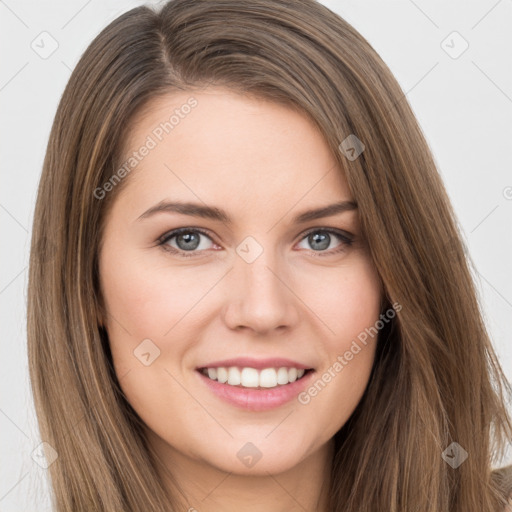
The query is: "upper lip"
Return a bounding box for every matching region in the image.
[197,357,313,370]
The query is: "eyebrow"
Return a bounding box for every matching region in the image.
[136,199,357,224]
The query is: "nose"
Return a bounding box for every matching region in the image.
[222,247,300,335]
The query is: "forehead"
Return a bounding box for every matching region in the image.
[115,87,353,222]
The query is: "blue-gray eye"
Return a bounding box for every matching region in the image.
[160,228,214,255]
[296,229,353,253]
[158,227,353,258]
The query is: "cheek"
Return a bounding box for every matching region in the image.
[98,248,225,401]
[333,262,382,365]
[302,254,383,351]
[296,256,383,421]
[99,247,216,343]
[98,250,204,434]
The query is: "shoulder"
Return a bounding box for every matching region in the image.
[491,464,512,511]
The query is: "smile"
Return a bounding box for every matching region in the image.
[199,366,309,389]
[196,361,316,411]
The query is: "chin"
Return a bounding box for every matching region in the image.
[199,437,314,476]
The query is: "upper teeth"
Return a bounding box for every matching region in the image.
[202,367,306,388]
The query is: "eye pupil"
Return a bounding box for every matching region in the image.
[309,232,330,251]
[177,232,200,250]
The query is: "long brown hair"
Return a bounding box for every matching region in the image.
[27,0,512,510]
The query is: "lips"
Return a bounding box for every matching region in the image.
[195,357,315,411]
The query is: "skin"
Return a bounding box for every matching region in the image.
[98,87,383,512]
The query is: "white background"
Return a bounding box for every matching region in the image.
[1,0,511,510]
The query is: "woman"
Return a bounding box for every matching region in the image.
[27,0,512,510]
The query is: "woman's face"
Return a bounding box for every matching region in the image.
[99,88,383,477]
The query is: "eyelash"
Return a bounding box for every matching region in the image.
[157,227,354,259]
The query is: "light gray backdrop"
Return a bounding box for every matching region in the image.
[1,0,511,510]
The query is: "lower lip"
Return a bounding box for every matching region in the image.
[196,370,315,411]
